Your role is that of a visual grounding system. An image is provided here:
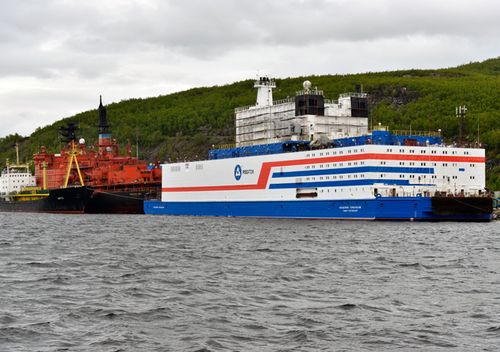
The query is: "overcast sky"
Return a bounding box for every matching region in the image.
[0,0,499,138]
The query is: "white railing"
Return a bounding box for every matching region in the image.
[339,92,367,98]
[234,98,295,113]
[295,89,324,96]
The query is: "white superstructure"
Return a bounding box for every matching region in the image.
[235,78,369,146]
[0,161,36,195]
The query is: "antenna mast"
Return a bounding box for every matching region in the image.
[15,142,20,165]
[456,105,467,145]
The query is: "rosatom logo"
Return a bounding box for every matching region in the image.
[234,164,242,181]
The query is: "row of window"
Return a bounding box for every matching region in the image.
[389,148,471,155]
[300,174,477,182]
[0,179,30,183]
[304,174,366,181]
[306,148,473,157]
[320,188,368,193]
[307,149,366,158]
[303,161,476,169]
[305,161,365,169]
[1,174,31,177]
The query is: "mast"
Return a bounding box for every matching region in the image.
[15,142,20,165]
[63,140,84,188]
[98,95,112,150]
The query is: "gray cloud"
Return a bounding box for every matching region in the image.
[0,0,499,137]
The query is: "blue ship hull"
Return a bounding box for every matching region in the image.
[144,196,492,221]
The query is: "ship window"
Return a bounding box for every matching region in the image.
[320,153,323,156]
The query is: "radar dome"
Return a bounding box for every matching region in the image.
[79,138,85,145]
[303,80,312,90]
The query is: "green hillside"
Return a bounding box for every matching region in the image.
[1,57,500,189]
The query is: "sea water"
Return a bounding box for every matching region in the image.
[1,213,499,351]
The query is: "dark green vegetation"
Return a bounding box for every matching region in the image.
[1,57,499,189]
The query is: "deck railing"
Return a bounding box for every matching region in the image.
[392,130,441,137]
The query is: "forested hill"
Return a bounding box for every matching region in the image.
[1,57,499,189]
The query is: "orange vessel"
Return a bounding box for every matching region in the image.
[33,97,161,214]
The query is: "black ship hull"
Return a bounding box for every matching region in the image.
[430,196,493,221]
[0,187,93,213]
[84,186,160,214]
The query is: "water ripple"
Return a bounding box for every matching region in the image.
[0,213,499,351]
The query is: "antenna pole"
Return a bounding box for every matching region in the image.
[15,142,20,165]
[477,114,480,145]
[136,134,139,159]
[456,105,467,146]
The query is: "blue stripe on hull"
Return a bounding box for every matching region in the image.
[144,197,491,221]
[272,166,434,178]
[269,178,435,189]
